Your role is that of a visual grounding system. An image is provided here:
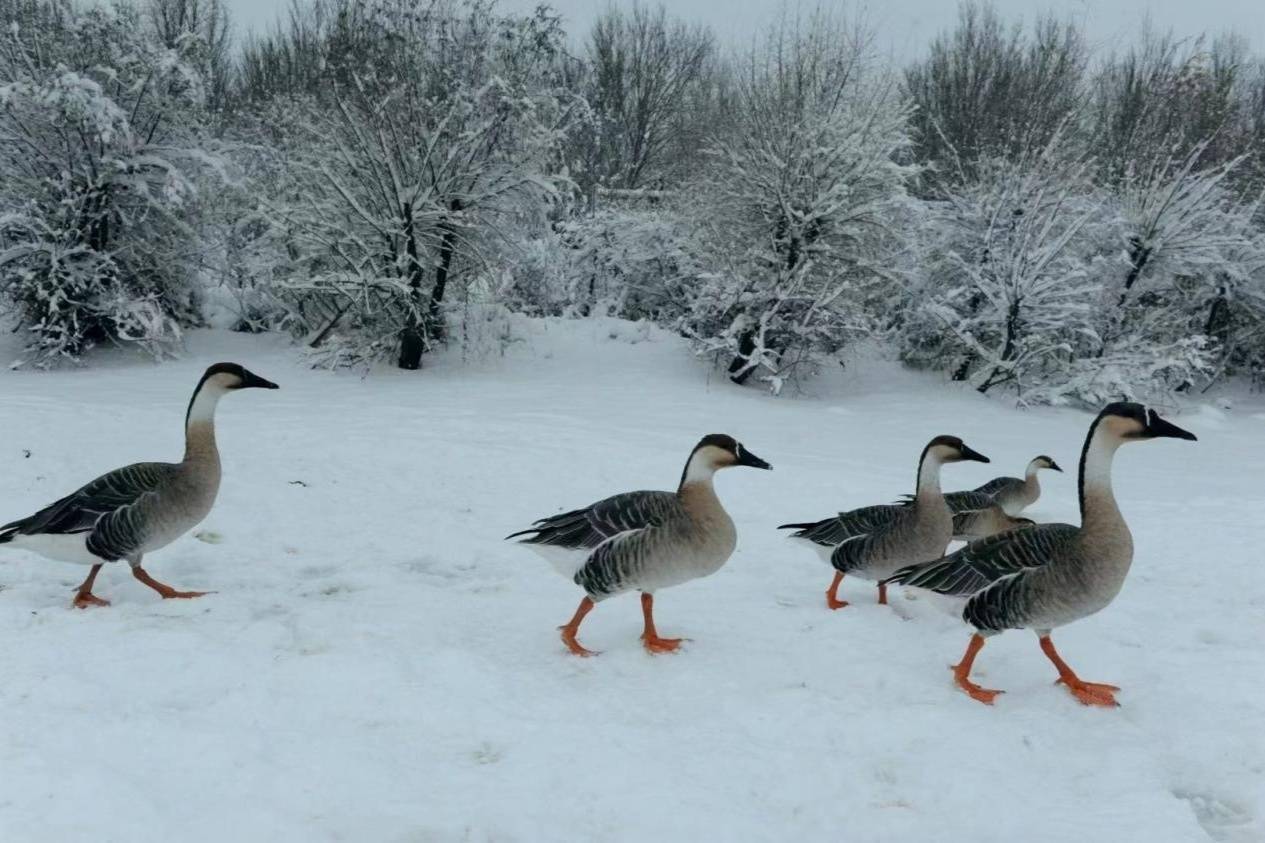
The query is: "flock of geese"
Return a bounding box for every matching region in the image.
[0,362,1197,708]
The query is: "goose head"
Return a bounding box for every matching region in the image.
[1030,454,1063,473]
[197,362,280,394]
[1097,402,1197,443]
[680,434,771,487]
[924,435,990,465]
[186,362,279,427]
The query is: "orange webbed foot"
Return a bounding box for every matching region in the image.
[160,588,213,600]
[72,593,110,609]
[1057,678,1120,707]
[950,664,1004,705]
[826,595,849,610]
[559,627,599,657]
[641,634,686,654]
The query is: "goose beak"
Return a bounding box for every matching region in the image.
[1049,460,1063,472]
[960,445,990,463]
[242,370,280,390]
[1145,410,1196,441]
[735,446,772,470]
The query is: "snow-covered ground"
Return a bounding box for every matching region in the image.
[0,318,1261,842]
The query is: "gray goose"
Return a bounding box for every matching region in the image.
[506,434,771,656]
[778,436,989,609]
[885,403,1195,706]
[789,491,1032,547]
[0,363,278,607]
[974,455,1062,515]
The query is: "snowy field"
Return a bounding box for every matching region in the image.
[0,318,1261,842]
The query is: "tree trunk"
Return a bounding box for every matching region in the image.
[397,202,427,370]
[425,199,462,344]
[978,298,1021,393]
[1098,236,1151,358]
[728,330,758,385]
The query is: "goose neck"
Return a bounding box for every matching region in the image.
[1078,425,1123,533]
[915,451,943,502]
[183,382,224,467]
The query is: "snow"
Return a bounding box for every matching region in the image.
[0,317,1261,842]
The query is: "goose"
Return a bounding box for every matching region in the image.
[884,403,1195,706]
[783,491,1031,551]
[506,434,771,656]
[974,455,1062,515]
[778,436,989,609]
[942,491,1036,540]
[0,363,278,607]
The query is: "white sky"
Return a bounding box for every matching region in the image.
[225,0,1265,59]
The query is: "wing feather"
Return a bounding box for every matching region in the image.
[779,504,900,547]
[507,491,677,551]
[886,523,1078,597]
[0,463,173,539]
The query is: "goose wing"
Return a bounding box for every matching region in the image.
[572,526,656,598]
[943,490,996,515]
[885,523,1078,597]
[829,531,881,574]
[973,476,1021,497]
[506,490,677,551]
[778,504,900,547]
[0,462,175,540]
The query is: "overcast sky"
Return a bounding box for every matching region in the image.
[224,0,1265,59]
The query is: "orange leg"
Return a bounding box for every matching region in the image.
[877,581,888,605]
[130,566,211,600]
[72,564,110,609]
[951,633,1004,705]
[1039,635,1120,707]
[558,596,598,657]
[640,593,685,654]
[826,571,849,610]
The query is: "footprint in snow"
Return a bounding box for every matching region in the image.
[1172,789,1257,842]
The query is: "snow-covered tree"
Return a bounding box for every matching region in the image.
[682,12,915,391]
[259,0,573,369]
[904,2,1086,188]
[585,3,714,193]
[901,131,1119,402]
[1103,142,1251,354]
[0,0,221,364]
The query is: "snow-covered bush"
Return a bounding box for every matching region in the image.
[900,130,1265,405]
[503,207,702,324]
[0,0,220,364]
[682,13,916,391]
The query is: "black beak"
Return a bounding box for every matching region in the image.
[735,445,772,470]
[242,369,280,390]
[1146,410,1196,441]
[960,445,990,464]
[1049,460,1064,472]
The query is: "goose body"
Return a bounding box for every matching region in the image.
[778,435,990,609]
[507,434,771,655]
[973,455,1061,515]
[782,491,1030,556]
[942,491,1035,541]
[0,363,278,606]
[886,403,1195,706]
